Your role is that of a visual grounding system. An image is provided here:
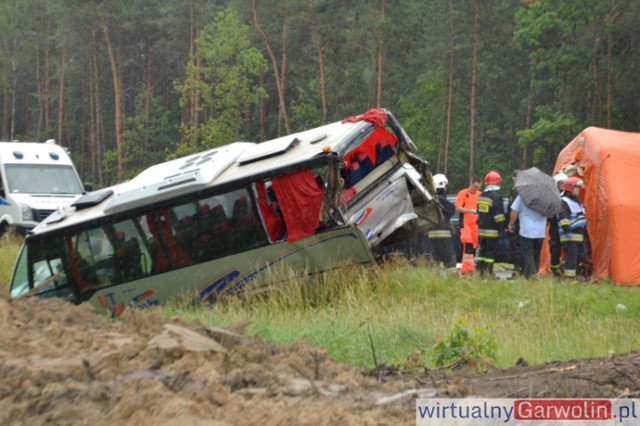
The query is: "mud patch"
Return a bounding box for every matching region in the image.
[0,296,637,425]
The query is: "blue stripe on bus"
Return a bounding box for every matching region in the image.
[198,232,362,301]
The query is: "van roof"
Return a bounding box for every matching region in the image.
[0,142,73,165]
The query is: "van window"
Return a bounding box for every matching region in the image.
[5,164,83,195]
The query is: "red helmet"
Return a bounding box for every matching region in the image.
[484,171,502,186]
[563,176,584,192]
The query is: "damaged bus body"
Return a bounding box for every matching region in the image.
[10,109,439,316]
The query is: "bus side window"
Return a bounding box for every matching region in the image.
[68,249,97,292]
[375,140,396,165]
[157,209,192,269]
[112,231,144,283]
[110,217,154,283]
[174,214,196,258]
[207,204,231,257]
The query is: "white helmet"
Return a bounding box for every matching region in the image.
[433,173,448,190]
[553,172,569,184]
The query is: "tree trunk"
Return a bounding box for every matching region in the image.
[144,32,153,151]
[44,45,50,132]
[252,0,290,135]
[444,1,455,177]
[10,48,17,140]
[103,25,125,181]
[89,29,100,186]
[57,49,66,146]
[523,81,534,168]
[279,23,289,134]
[259,73,267,141]
[438,95,447,172]
[376,0,385,108]
[1,81,10,140]
[36,50,43,138]
[189,1,200,148]
[469,2,480,179]
[311,30,328,124]
[604,6,619,128]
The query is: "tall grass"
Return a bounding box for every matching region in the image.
[165,258,640,369]
[0,231,22,290]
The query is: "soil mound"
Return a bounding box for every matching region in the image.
[0,296,638,425]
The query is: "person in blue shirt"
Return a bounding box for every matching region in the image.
[508,194,547,279]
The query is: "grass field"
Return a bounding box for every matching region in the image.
[2,236,638,370]
[163,258,640,369]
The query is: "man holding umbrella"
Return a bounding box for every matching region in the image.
[508,167,564,279]
[508,194,547,278]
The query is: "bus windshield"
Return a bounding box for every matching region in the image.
[5,164,83,195]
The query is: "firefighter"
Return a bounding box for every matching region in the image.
[455,177,482,274]
[549,172,568,277]
[476,171,507,276]
[558,177,587,279]
[427,174,457,270]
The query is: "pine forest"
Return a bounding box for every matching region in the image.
[1,0,638,190]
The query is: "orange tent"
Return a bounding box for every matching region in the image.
[554,127,640,285]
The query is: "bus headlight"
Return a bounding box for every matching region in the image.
[21,205,33,221]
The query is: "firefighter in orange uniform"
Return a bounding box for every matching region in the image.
[455,177,482,274]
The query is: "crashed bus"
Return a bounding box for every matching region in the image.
[9,109,440,316]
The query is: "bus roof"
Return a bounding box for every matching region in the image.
[27,117,373,238]
[215,119,366,185]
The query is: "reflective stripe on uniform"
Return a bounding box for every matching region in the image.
[570,216,587,230]
[428,229,453,238]
[479,228,499,238]
[559,233,585,243]
[477,196,493,213]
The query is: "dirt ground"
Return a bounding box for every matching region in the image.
[0,296,638,425]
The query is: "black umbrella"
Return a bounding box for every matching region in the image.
[514,167,564,218]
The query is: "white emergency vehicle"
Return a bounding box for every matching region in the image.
[0,140,85,234]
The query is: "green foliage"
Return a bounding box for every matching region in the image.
[175,8,268,155]
[516,107,582,168]
[432,318,497,370]
[101,150,119,185]
[123,91,177,177]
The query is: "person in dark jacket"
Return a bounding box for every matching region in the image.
[477,171,507,276]
[428,174,457,270]
[558,177,588,279]
[549,172,568,277]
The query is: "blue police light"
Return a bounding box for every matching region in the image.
[13,151,23,159]
[49,152,59,160]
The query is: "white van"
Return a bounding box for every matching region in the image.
[0,140,85,234]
